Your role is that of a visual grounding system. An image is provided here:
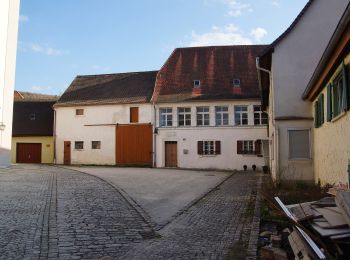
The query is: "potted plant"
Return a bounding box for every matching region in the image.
[243,165,247,171]
[252,164,256,171]
[262,165,269,174]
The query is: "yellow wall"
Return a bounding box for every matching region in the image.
[11,136,54,164]
[313,53,350,186]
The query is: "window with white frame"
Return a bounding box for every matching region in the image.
[178,107,191,126]
[234,106,248,125]
[243,140,254,153]
[254,106,268,125]
[198,140,221,156]
[159,108,173,127]
[215,106,229,126]
[193,80,201,88]
[196,107,210,126]
[288,129,311,160]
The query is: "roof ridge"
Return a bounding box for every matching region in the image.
[174,44,268,51]
[76,70,158,78]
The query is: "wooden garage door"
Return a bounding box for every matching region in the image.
[16,143,42,163]
[116,124,153,166]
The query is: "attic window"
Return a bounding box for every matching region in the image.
[233,79,241,87]
[76,109,84,116]
[29,113,36,121]
[193,80,201,88]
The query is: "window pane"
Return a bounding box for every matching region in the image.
[289,130,310,159]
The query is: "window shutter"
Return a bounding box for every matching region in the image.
[320,94,324,124]
[342,63,349,111]
[314,101,319,128]
[327,83,332,121]
[255,140,261,155]
[237,141,243,154]
[198,141,203,155]
[215,141,221,155]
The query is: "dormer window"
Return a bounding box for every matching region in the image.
[233,79,241,87]
[193,80,201,88]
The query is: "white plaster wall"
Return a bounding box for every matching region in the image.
[0,0,20,166]
[55,104,153,165]
[272,0,349,118]
[155,101,267,170]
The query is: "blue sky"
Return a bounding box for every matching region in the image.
[16,0,308,95]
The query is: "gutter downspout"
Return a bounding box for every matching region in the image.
[256,57,279,181]
[53,108,57,164]
[153,103,157,168]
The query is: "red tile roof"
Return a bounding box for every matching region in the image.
[152,45,267,103]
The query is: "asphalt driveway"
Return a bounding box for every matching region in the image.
[66,167,231,227]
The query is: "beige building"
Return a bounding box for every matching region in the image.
[257,0,350,182]
[303,6,350,186]
[0,0,20,166]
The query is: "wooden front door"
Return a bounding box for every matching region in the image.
[165,141,177,167]
[116,124,153,166]
[64,141,71,165]
[16,143,42,163]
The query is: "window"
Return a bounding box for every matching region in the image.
[237,140,262,155]
[215,106,229,126]
[130,107,139,123]
[159,108,172,127]
[91,141,101,149]
[76,109,84,116]
[288,129,310,160]
[178,107,191,126]
[234,106,248,125]
[29,113,36,121]
[193,80,201,88]
[233,78,241,87]
[254,106,268,125]
[196,107,210,126]
[314,94,324,128]
[197,141,221,156]
[333,72,344,118]
[75,141,84,150]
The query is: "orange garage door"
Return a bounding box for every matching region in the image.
[116,124,153,166]
[16,143,42,163]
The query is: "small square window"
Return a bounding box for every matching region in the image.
[76,109,84,116]
[233,79,241,87]
[193,80,201,88]
[75,141,84,150]
[29,113,36,121]
[92,141,101,149]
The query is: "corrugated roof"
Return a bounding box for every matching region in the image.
[152,45,267,103]
[55,71,158,107]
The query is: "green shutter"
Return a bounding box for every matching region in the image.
[314,101,319,128]
[320,94,324,125]
[342,63,350,111]
[327,83,332,121]
[333,83,339,117]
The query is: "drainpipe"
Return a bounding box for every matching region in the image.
[256,57,279,180]
[153,103,157,168]
[53,108,56,164]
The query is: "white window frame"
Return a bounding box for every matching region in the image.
[196,107,210,126]
[234,106,248,125]
[254,105,268,125]
[178,107,191,127]
[203,140,216,156]
[215,106,229,126]
[159,108,173,127]
[243,140,254,154]
[287,128,311,160]
[193,80,201,88]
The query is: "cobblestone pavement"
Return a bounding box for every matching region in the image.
[0,165,261,260]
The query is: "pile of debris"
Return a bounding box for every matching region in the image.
[260,187,350,260]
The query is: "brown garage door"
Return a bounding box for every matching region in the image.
[16,143,42,163]
[116,124,153,166]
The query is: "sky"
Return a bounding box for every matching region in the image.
[16,0,308,95]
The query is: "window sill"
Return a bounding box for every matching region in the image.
[200,155,218,157]
[331,111,347,123]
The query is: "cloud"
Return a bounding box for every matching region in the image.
[271,1,280,7]
[30,43,63,56]
[19,15,29,22]
[225,0,252,17]
[189,24,252,47]
[250,27,268,42]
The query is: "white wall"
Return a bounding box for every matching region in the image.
[55,103,153,165]
[0,0,20,166]
[155,101,267,170]
[269,0,349,181]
